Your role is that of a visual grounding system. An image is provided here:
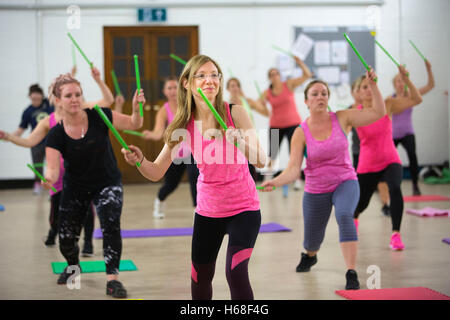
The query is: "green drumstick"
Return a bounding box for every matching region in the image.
[409,40,427,61]
[343,33,377,82]
[374,40,400,66]
[197,88,228,130]
[110,70,122,96]
[133,55,143,117]
[254,80,263,99]
[272,45,294,57]
[256,186,276,190]
[93,105,141,167]
[123,130,145,137]
[26,163,57,193]
[170,53,187,65]
[197,88,239,147]
[67,32,93,68]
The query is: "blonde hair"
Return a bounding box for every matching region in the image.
[50,73,82,99]
[351,76,364,92]
[164,54,226,148]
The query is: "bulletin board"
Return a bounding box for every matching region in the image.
[291,26,375,87]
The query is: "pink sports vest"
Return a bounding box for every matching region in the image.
[164,102,190,159]
[48,112,64,195]
[266,82,302,128]
[186,103,260,218]
[356,105,401,174]
[301,112,357,193]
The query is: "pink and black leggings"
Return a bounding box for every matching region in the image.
[191,210,261,300]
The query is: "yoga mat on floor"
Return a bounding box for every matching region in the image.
[94,222,291,239]
[403,195,450,202]
[406,207,450,217]
[336,287,450,300]
[442,238,450,245]
[51,260,137,274]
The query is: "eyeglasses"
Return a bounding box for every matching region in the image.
[193,73,222,81]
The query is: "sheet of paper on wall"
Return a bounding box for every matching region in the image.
[314,41,331,65]
[277,54,294,81]
[331,40,348,65]
[316,66,340,84]
[291,33,314,60]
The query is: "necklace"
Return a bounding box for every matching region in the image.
[66,114,85,139]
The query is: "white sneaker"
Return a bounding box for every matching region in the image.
[294,179,302,191]
[153,198,165,219]
[33,181,42,195]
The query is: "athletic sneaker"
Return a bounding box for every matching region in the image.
[57,264,81,285]
[81,241,94,257]
[106,280,127,299]
[33,181,42,195]
[153,198,165,219]
[389,232,405,251]
[44,229,57,247]
[381,204,391,216]
[345,269,360,290]
[44,236,56,247]
[413,184,421,196]
[296,253,318,272]
[293,179,302,190]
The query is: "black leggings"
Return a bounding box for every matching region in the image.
[191,210,261,300]
[268,125,298,160]
[58,184,123,274]
[49,192,95,244]
[354,163,404,231]
[158,155,199,206]
[394,134,419,185]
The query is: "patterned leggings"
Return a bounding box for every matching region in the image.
[58,184,123,275]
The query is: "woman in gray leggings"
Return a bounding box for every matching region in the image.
[261,69,385,290]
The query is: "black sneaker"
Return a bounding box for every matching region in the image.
[296,253,318,272]
[381,204,391,216]
[44,230,57,247]
[345,269,360,290]
[57,264,81,285]
[413,184,421,196]
[44,236,56,247]
[106,280,128,299]
[81,241,94,257]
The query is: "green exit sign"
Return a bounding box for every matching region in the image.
[138,8,167,22]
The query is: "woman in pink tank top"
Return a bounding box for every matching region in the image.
[256,56,312,185]
[122,55,267,300]
[139,76,199,219]
[261,69,385,290]
[354,65,423,251]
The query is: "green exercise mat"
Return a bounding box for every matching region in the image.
[424,168,450,185]
[51,260,137,274]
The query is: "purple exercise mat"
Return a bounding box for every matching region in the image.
[443,238,450,245]
[94,222,291,239]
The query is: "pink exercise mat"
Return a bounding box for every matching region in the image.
[406,207,450,217]
[403,195,450,202]
[336,287,450,300]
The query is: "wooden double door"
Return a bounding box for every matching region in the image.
[103,26,199,183]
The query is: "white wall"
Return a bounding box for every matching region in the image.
[0,0,448,179]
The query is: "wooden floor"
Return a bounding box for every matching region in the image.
[0,180,449,300]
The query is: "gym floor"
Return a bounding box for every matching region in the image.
[0,180,449,300]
